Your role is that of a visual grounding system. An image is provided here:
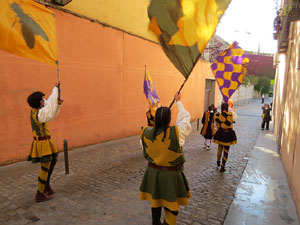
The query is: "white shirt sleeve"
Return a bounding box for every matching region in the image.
[176,101,192,147]
[229,107,238,122]
[37,86,61,123]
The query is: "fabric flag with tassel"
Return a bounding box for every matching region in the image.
[211,41,250,103]
[0,0,58,66]
[144,68,161,126]
[148,0,232,79]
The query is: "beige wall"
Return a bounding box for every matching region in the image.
[0,9,217,165]
[273,53,287,141]
[273,21,300,216]
[217,85,254,107]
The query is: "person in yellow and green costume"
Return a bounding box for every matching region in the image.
[27,82,63,202]
[213,102,237,173]
[140,92,192,225]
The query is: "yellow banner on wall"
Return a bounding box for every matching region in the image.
[0,0,58,66]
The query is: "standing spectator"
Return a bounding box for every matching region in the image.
[139,92,192,225]
[213,103,237,172]
[200,105,216,150]
[261,94,265,103]
[261,104,272,130]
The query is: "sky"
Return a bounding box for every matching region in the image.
[216,0,279,54]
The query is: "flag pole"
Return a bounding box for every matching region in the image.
[57,61,61,100]
[169,77,188,109]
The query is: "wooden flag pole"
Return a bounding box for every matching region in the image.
[168,78,188,109]
[57,62,61,99]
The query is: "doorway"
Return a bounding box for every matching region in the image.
[204,79,216,112]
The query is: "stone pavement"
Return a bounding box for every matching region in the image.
[0,99,298,225]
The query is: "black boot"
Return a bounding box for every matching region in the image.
[44,183,54,195]
[217,161,220,167]
[220,166,226,172]
[36,190,52,203]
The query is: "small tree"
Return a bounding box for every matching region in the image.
[271,79,275,85]
[254,77,271,95]
[242,76,250,87]
[248,75,259,86]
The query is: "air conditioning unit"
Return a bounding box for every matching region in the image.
[52,0,72,6]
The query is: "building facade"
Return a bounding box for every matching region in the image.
[273,0,300,216]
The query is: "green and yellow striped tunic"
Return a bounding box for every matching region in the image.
[139,126,191,211]
[28,108,58,163]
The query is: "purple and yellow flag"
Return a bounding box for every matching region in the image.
[211,41,249,103]
[144,68,162,120]
[0,0,58,66]
[148,0,232,78]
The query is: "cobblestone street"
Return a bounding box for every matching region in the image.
[0,100,263,225]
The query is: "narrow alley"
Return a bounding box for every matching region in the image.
[0,99,298,225]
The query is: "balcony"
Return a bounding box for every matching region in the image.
[277,14,291,53]
[289,0,300,21]
[276,0,300,53]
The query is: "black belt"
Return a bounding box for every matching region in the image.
[33,136,51,141]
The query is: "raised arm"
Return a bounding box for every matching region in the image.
[229,107,237,122]
[37,85,62,123]
[175,93,192,147]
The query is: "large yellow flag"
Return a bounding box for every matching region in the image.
[0,0,58,66]
[148,0,231,78]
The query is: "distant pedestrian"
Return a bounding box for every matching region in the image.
[213,103,237,172]
[261,94,265,103]
[139,92,192,225]
[261,104,272,130]
[27,82,63,202]
[200,105,216,151]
